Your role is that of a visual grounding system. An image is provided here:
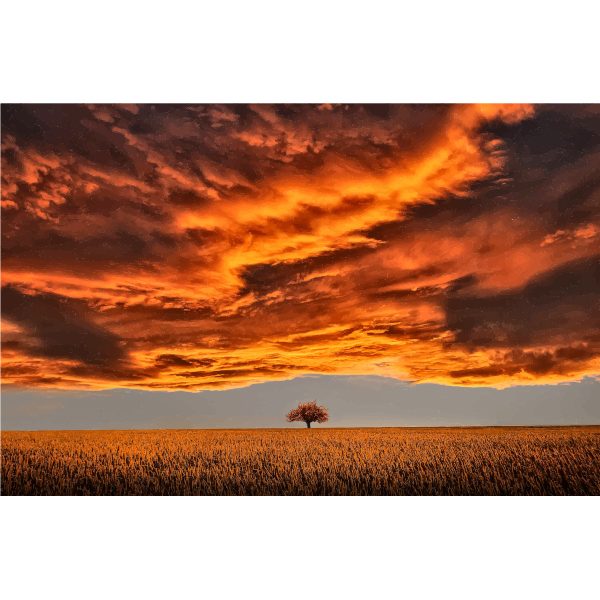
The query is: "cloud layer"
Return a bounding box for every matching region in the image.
[2,103,600,390]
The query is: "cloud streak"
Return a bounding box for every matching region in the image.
[2,103,600,390]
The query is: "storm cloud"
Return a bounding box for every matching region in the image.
[2,103,600,390]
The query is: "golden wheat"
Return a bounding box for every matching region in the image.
[2,427,599,495]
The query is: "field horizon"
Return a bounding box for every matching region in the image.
[4,425,599,433]
[3,426,599,496]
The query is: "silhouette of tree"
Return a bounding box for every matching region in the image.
[286,400,329,428]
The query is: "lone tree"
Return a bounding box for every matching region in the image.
[286,400,329,428]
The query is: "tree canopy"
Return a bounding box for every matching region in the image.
[286,400,329,428]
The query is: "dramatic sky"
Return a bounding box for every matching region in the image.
[2,104,600,396]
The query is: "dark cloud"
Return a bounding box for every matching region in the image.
[555,173,600,214]
[445,254,600,350]
[1,364,41,377]
[167,188,211,207]
[1,286,126,367]
[155,354,215,369]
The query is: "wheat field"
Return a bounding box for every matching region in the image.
[2,427,599,495]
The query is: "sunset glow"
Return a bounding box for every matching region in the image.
[2,103,600,391]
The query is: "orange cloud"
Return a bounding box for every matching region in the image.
[2,103,600,391]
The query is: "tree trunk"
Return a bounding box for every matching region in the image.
[306,421,311,428]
